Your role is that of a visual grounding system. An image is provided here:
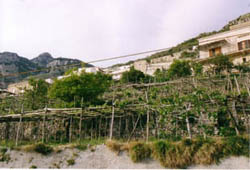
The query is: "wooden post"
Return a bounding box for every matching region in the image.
[127,115,140,142]
[245,83,250,97]
[42,106,47,143]
[119,117,122,138]
[79,98,83,140]
[109,97,116,140]
[69,115,73,143]
[15,103,24,146]
[98,116,102,139]
[185,104,192,139]
[231,101,240,135]
[234,76,241,95]
[145,89,150,143]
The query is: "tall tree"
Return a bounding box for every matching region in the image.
[48,72,112,106]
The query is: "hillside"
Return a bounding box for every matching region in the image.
[0,52,92,88]
[111,12,250,68]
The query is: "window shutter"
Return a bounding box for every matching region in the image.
[238,42,243,50]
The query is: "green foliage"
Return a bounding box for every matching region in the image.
[67,159,75,166]
[121,66,146,83]
[49,72,112,106]
[148,38,198,60]
[222,136,249,157]
[64,67,78,75]
[235,64,250,73]
[180,51,197,59]
[30,165,37,169]
[0,147,7,154]
[124,136,249,168]
[129,142,152,162]
[33,143,53,155]
[0,153,10,163]
[192,62,203,76]
[154,69,169,82]
[24,78,50,110]
[168,60,192,79]
[151,141,172,162]
[74,144,87,151]
[210,55,233,74]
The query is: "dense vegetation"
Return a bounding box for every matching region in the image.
[49,72,112,107]
[0,53,249,168]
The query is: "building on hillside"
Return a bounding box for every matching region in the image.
[198,21,250,65]
[7,81,31,94]
[45,78,54,84]
[58,66,103,80]
[133,52,182,76]
[104,65,131,80]
[0,89,15,98]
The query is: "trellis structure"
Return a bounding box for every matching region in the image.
[0,74,249,145]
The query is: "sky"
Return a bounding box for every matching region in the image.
[0,0,250,67]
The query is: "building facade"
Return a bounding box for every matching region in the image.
[198,21,250,65]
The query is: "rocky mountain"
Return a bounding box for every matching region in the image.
[31,52,54,68]
[0,52,38,88]
[0,52,92,88]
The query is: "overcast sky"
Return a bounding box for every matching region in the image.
[0,0,250,67]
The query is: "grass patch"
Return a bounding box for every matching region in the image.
[74,144,87,151]
[67,159,75,166]
[106,136,249,168]
[222,136,249,157]
[106,140,126,155]
[0,147,8,154]
[22,143,53,155]
[30,165,37,169]
[33,143,53,155]
[128,142,151,163]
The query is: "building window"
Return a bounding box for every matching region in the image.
[243,58,246,63]
[209,47,222,57]
[238,40,250,51]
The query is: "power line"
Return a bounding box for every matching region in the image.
[0,47,171,78]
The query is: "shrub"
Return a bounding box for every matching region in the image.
[193,140,223,165]
[30,165,37,169]
[33,143,53,155]
[106,141,123,155]
[0,153,10,163]
[74,144,87,151]
[210,55,233,74]
[168,60,192,79]
[67,159,75,166]
[121,66,145,83]
[151,140,172,163]
[0,147,7,154]
[222,136,249,157]
[129,142,152,162]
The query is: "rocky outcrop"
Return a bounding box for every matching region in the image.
[0,52,38,88]
[31,52,54,68]
[0,52,90,88]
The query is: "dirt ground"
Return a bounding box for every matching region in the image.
[0,144,249,169]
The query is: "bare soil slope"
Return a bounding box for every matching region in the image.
[0,144,249,169]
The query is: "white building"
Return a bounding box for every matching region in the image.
[57,66,103,80]
[198,21,250,64]
[104,65,131,80]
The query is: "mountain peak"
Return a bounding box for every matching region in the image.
[31,52,54,67]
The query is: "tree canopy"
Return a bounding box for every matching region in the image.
[24,78,50,110]
[167,60,192,79]
[121,66,146,83]
[210,55,233,74]
[48,72,112,106]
